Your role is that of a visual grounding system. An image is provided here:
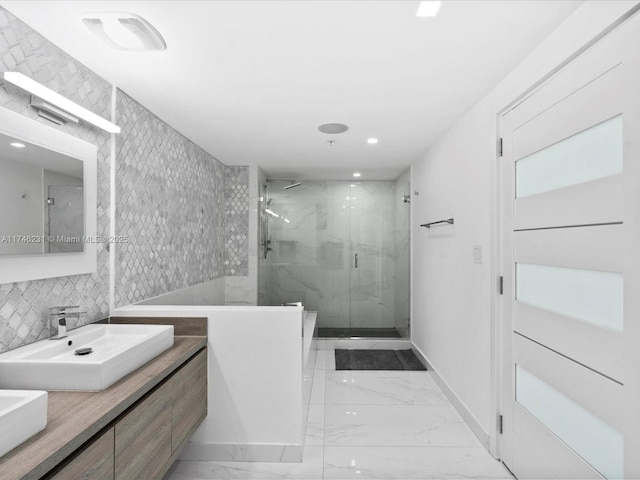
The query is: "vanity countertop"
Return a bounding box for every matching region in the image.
[0,322,207,480]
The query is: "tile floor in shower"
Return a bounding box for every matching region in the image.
[166,348,512,480]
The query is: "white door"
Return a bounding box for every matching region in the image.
[500,11,640,480]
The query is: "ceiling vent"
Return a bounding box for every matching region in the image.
[82,12,167,51]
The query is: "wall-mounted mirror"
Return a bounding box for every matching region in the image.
[0,106,97,283]
[0,131,85,255]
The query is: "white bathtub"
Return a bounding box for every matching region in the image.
[112,302,317,463]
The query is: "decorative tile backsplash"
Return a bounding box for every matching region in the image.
[0,8,252,353]
[224,166,249,276]
[0,7,112,353]
[114,91,227,307]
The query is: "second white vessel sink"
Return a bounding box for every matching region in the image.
[0,390,47,457]
[0,324,174,391]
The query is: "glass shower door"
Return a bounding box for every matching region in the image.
[349,182,395,334]
[322,182,352,329]
[259,180,409,338]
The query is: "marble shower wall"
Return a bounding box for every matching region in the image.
[260,181,405,331]
[0,7,112,353]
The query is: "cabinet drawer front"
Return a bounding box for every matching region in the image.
[115,381,171,480]
[49,428,114,480]
[172,348,207,451]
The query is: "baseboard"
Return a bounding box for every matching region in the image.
[411,344,491,452]
[179,442,303,463]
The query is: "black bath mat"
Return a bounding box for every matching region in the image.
[335,349,427,371]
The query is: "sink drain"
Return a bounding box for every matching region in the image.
[74,347,93,356]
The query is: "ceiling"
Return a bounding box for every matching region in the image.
[1,1,582,180]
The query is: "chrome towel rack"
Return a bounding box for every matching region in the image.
[420,218,454,228]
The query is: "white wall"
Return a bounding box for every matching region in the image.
[112,304,308,463]
[410,0,640,455]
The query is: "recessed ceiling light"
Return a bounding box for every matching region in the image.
[367,138,378,144]
[82,12,167,51]
[10,142,26,148]
[318,123,349,134]
[353,173,361,178]
[416,1,441,17]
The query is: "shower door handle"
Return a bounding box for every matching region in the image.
[354,253,358,269]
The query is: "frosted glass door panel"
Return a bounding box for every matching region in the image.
[516,263,623,331]
[516,115,622,198]
[516,366,623,479]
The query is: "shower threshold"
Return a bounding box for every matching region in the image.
[317,328,402,339]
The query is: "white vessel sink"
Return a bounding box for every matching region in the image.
[0,324,174,391]
[0,390,47,457]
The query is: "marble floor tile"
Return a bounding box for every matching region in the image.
[324,404,478,447]
[325,374,448,406]
[323,446,512,479]
[168,349,512,480]
[327,370,431,379]
[314,349,327,371]
[167,446,324,480]
[325,350,336,371]
[305,404,325,445]
[310,369,326,405]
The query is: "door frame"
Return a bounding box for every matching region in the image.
[493,3,640,464]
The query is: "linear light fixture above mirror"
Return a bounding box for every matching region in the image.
[2,72,121,134]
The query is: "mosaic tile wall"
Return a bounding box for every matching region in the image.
[224,166,249,276]
[0,8,253,352]
[114,91,227,307]
[0,7,112,353]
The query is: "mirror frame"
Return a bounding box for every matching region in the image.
[0,106,97,283]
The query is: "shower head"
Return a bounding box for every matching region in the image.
[283,182,302,190]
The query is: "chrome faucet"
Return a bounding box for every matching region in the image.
[49,306,86,340]
[282,302,303,307]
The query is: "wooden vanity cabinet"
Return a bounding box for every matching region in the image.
[169,348,207,451]
[43,347,207,480]
[49,428,114,480]
[115,381,172,479]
